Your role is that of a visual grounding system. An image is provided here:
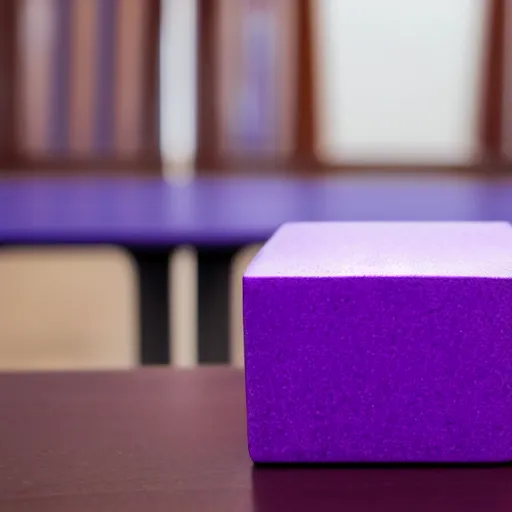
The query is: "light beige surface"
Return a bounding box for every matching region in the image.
[0,246,251,370]
[0,248,138,370]
[170,246,197,366]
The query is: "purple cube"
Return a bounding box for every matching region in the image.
[243,222,512,463]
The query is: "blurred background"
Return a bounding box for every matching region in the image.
[0,0,509,370]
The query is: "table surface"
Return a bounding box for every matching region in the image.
[1,176,512,247]
[1,368,511,511]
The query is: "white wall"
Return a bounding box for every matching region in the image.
[159,0,197,176]
[315,0,489,165]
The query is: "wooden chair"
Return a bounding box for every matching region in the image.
[0,0,160,370]
[0,0,161,176]
[1,0,507,176]
[197,0,511,175]
[196,0,310,173]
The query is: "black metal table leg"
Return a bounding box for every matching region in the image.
[130,248,171,365]
[197,247,239,363]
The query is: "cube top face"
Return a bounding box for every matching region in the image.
[243,222,512,463]
[245,222,512,278]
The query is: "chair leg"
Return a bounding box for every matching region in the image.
[131,248,171,365]
[197,247,238,364]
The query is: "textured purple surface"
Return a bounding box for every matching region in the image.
[243,222,512,463]
[0,176,511,247]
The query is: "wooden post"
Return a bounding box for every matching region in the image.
[196,0,219,172]
[0,0,18,170]
[293,0,317,172]
[480,0,506,166]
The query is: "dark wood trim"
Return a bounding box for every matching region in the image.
[195,0,219,170]
[314,162,511,177]
[293,0,316,170]
[142,0,162,155]
[2,155,162,176]
[480,0,506,163]
[94,0,116,152]
[0,0,18,168]
[194,153,512,178]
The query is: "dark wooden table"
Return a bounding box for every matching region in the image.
[1,368,511,511]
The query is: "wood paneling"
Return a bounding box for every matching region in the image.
[480,0,506,164]
[196,0,219,169]
[70,0,97,154]
[197,0,512,176]
[141,0,162,157]
[0,1,17,167]
[115,0,149,156]
[17,0,57,155]
[3,0,512,175]
[197,0,302,173]
[293,0,316,168]
[1,0,162,175]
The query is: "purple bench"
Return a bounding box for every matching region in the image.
[0,175,511,365]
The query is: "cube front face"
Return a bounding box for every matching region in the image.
[243,223,512,463]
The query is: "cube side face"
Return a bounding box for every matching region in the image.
[243,275,512,463]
